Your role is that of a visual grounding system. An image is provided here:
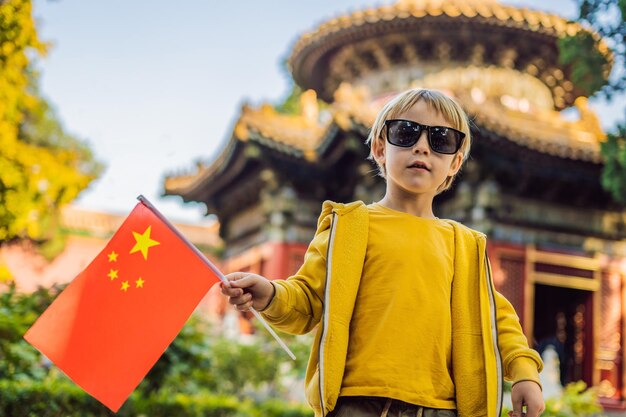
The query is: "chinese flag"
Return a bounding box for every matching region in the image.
[24,201,221,412]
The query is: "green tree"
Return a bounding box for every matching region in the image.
[560,0,626,204]
[0,282,60,381]
[0,0,102,252]
[275,84,304,115]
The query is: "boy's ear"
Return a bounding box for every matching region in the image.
[372,138,386,166]
[448,152,463,176]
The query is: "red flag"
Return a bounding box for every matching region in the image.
[24,200,220,412]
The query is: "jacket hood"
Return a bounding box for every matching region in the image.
[317,200,366,230]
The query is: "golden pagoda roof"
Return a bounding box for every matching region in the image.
[291,0,582,62]
[287,0,611,106]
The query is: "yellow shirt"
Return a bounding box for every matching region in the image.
[339,203,456,409]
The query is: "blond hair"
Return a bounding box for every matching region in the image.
[365,88,472,195]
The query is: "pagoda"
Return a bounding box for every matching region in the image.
[164,0,626,408]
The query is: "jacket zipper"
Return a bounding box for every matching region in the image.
[485,250,503,417]
[318,212,338,416]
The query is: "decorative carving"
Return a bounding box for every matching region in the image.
[435,41,452,63]
[470,44,485,66]
[300,89,319,126]
[574,97,606,142]
[598,379,617,398]
[332,82,377,130]
[496,47,517,69]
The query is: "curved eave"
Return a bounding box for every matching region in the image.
[474,118,603,164]
[163,120,342,203]
[163,134,241,202]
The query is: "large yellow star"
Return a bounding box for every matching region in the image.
[107,251,118,262]
[129,226,160,260]
[107,269,119,280]
[135,277,144,288]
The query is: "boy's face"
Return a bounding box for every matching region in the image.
[373,100,464,198]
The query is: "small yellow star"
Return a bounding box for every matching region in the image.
[121,281,130,292]
[135,278,144,288]
[107,269,119,280]
[107,251,118,262]
[129,226,160,260]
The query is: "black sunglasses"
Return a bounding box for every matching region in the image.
[384,119,465,155]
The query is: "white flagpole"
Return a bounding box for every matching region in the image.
[137,195,296,361]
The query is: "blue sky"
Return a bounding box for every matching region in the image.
[33,0,624,224]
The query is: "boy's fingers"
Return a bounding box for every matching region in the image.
[220,283,243,297]
[224,272,248,284]
[511,396,524,417]
[235,299,253,311]
[525,401,543,417]
[228,293,252,306]
[228,275,257,289]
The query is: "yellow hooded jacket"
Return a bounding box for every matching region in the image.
[261,201,543,417]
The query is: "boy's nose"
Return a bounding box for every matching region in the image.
[412,131,430,153]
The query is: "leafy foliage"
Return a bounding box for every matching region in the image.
[274,83,329,116]
[0,0,102,245]
[275,84,305,115]
[600,125,626,204]
[560,0,626,206]
[559,31,611,97]
[139,313,312,401]
[0,282,60,381]
[560,0,626,98]
[0,284,313,416]
[0,379,314,417]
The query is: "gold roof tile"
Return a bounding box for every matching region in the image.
[476,4,494,18]
[493,5,510,20]
[510,9,524,23]
[443,3,462,17]
[541,13,556,28]
[459,4,477,18]
[524,10,540,26]
[427,5,444,16]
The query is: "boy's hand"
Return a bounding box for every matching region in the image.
[509,380,545,417]
[220,272,275,311]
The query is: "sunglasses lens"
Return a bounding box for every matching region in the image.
[388,121,421,147]
[429,127,460,154]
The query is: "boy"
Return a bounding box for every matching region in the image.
[221,89,544,417]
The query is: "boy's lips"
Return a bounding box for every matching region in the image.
[407,161,430,171]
